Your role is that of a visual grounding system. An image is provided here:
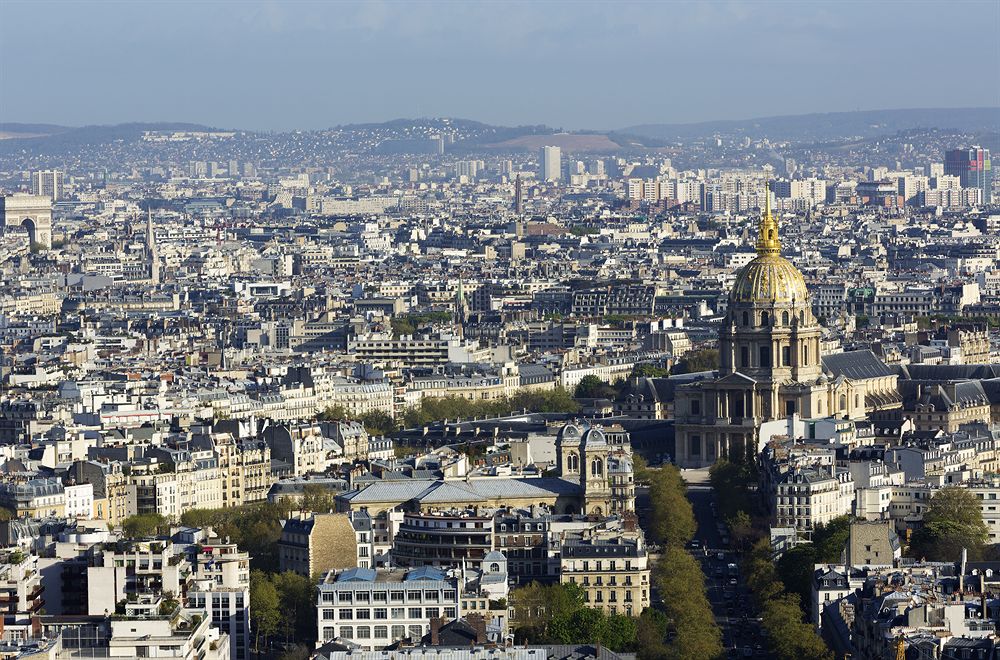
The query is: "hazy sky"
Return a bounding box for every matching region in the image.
[1,0,998,131]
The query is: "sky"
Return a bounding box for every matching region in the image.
[1,0,998,131]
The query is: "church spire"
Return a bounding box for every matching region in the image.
[755,181,781,257]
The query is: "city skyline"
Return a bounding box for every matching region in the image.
[1,0,998,131]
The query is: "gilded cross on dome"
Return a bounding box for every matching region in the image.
[755,182,781,257]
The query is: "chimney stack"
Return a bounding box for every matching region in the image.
[430,617,443,646]
[471,613,488,644]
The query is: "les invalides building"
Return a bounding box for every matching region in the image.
[674,193,899,468]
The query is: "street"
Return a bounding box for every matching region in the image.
[683,468,773,658]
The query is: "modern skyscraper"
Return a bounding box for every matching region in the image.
[514,174,524,214]
[541,146,561,182]
[945,146,992,204]
[30,170,64,201]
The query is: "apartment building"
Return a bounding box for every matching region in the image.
[316,566,462,651]
[559,522,650,616]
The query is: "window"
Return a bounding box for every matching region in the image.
[691,400,701,415]
[340,626,354,639]
[392,625,406,640]
[323,609,336,620]
[390,591,404,603]
[391,607,404,618]
[408,625,423,638]
[742,311,749,326]
[690,435,701,456]
[425,607,440,618]
[759,346,771,367]
[374,626,388,639]
[356,626,371,639]
[761,311,769,326]
[355,609,370,620]
[782,346,790,367]
[782,311,789,326]
[374,608,387,620]
[741,346,749,367]
[409,608,422,618]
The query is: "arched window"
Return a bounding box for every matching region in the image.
[742,311,749,326]
[782,311,789,326]
[761,311,770,326]
[800,310,805,323]
[567,453,579,472]
[840,394,847,410]
[803,345,809,365]
[591,458,604,477]
[490,562,501,572]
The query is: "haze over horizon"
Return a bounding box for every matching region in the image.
[1,0,998,131]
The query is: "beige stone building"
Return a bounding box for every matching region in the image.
[559,521,650,616]
[278,512,363,577]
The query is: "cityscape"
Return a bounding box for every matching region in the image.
[1,2,1000,660]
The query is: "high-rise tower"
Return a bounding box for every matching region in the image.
[541,146,561,182]
[146,208,160,285]
[945,146,992,204]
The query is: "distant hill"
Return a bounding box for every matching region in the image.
[622,107,1000,142]
[0,122,224,150]
[0,123,73,140]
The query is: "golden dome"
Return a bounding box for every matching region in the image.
[728,182,809,305]
[730,253,810,304]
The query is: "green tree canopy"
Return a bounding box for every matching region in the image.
[671,349,720,375]
[654,547,723,660]
[910,486,989,561]
[574,375,618,399]
[250,569,281,652]
[647,465,696,547]
[121,513,169,538]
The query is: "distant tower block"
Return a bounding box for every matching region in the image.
[0,194,52,249]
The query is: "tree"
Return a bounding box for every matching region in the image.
[316,405,349,421]
[250,570,281,653]
[358,410,395,436]
[655,548,723,660]
[910,487,989,561]
[636,608,670,660]
[271,571,315,645]
[121,513,168,538]
[742,539,831,659]
[647,466,696,547]
[574,375,617,399]
[761,593,832,660]
[777,516,851,609]
[632,363,670,378]
[672,349,720,375]
[298,484,336,514]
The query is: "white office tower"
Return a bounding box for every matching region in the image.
[541,145,561,182]
[30,170,64,201]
